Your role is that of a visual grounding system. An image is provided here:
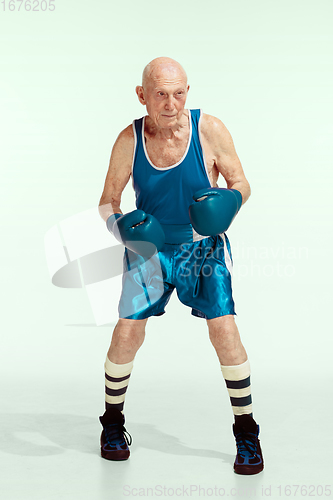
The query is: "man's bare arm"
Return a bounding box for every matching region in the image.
[98,125,134,222]
[201,113,251,204]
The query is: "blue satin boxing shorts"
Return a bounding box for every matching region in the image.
[118,227,236,320]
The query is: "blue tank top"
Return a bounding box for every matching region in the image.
[132,109,211,225]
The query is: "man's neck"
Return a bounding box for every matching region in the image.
[145,110,189,140]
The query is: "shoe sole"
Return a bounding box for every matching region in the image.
[234,462,264,475]
[101,449,130,461]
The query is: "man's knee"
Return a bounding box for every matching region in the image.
[206,315,240,345]
[207,314,237,336]
[113,318,148,348]
[206,315,246,364]
[117,317,148,333]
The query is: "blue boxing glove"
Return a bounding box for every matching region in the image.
[189,188,242,236]
[106,209,165,258]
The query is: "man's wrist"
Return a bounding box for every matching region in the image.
[106,213,122,234]
[230,189,242,211]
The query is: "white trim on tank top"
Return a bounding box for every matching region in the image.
[197,108,213,189]
[192,108,213,242]
[131,120,138,189]
[141,110,193,171]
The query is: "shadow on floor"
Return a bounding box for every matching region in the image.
[0,413,233,465]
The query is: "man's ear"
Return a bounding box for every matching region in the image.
[136,85,145,105]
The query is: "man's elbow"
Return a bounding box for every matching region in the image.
[231,181,251,205]
[243,182,251,204]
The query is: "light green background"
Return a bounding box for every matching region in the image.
[0,0,332,498]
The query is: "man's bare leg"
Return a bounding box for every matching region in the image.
[107,318,148,364]
[100,318,148,461]
[207,314,263,474]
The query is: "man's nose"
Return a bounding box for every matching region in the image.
[165,96,175,110]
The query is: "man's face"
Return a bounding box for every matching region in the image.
[136,68,189,129]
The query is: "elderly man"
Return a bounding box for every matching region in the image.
[98,57,264,475]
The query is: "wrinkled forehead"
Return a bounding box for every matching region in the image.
[143,64,188,90]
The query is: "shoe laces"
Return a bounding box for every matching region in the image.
[104,423,132,447]
[235,429,259,458]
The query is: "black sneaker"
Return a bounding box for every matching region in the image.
[99,408,132,461]
[233,414,264,475]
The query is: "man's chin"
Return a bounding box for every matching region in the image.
[158,115,180,127]
[147,113,182,129]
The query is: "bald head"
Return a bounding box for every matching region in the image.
[136,57,189,129]
[142,57,188,90]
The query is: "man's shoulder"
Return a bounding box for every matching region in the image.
[200,112,225,133]
[117,123,135,141]
[112,124,135,159]
[199,112,232,144]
